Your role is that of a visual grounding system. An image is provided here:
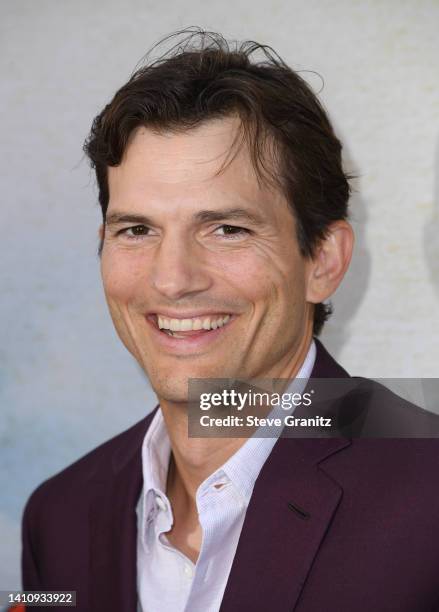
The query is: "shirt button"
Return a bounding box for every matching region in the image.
[184,563,194,579]
[155,495,166,511]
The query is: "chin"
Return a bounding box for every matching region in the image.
[146,369,190,402]
[149,357,226,379]
[151,383,190,405]
[146,363,229,404]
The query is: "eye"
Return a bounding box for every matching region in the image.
[117,225,150,239]
[214,224,250,239]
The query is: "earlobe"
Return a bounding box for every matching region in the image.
[306,221,354,303]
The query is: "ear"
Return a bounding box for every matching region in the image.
[305,220,354,304]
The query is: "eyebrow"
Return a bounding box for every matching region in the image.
[105,207,265,227]
[106,212,154,226]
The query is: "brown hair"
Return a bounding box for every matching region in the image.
[84,28,351,335]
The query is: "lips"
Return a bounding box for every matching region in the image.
[164,328,207,337]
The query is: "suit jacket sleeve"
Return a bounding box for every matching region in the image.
[21,492,41,589]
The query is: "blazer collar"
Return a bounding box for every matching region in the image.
[311,338,350,378]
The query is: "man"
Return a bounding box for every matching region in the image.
[21,30,439,611]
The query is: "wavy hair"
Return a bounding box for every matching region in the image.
[84,28,352,335]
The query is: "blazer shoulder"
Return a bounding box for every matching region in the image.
[23,409,156,517]
[343,377,439,438]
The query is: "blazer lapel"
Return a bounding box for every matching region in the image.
[221,339,352,611]
[88,410,157,611]
[220,436,351,611]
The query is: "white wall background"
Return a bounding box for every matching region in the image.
[1,0,438,589]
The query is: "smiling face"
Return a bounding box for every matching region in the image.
[100,116,315,404]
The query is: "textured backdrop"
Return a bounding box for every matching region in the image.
[1,0,438,588]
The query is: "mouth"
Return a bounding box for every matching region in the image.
[147,313,233,339]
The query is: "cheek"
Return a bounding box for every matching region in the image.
[101,252,145,305]
[215,245,305,309]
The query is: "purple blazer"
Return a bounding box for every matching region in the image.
[22,340,439,611]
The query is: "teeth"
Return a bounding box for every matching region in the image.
[170,319,181,332]
[181,319,192,332]
[157,314,231,332]
[158,317,171,330]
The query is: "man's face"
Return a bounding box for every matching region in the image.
[101,117,314,403]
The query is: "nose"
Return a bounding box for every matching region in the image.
[150,232,212,300]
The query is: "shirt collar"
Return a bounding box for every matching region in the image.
[142,407,171,495]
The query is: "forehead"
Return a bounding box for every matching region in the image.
[107,116,287,217]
